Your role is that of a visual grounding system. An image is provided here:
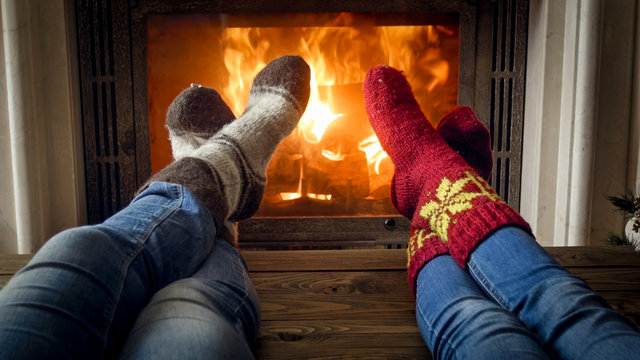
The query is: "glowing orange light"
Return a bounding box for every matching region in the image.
[280,158,304,201]
[321,147,346,161]
[358,134,389,175]
[308,193,332,201]
[298,69,345,144]
[146,13,459,216]
[280,192,303,201]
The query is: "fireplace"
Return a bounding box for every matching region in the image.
[76,0,528,248]
[146,13,460,218]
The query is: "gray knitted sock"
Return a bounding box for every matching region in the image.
[190,55,311,221]
[146,55,310,246]
[166,84,236,160]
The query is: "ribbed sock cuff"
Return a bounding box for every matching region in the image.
[406,227,449,296]
[447,200,532,268]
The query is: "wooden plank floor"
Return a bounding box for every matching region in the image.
[1,246,639,359]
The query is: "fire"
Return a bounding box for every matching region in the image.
[146,13,459,215]
[220,28,269,116]
[280,192,303,201]
[378,26,450,93]
[215,22,455,208]
[322,146,346,162]
[279,158,303,201]
[298,68,344,144]
[308,193,332,201]
[358,135,388,175]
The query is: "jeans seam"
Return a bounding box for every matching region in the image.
[102,184,186,346]
[416,300,458,359]
[468,261,511,310]
[231,258,251,316]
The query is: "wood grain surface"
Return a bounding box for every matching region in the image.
[0,246,638,359]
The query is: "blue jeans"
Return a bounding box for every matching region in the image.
[0,182,260,359]
[416,226,640,359]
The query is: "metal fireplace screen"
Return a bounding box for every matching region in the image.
[76,0,528,248]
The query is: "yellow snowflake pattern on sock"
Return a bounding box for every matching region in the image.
[419,170,500,242]
[407,228,439,267]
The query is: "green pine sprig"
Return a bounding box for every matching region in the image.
[605,232,632,247]
[606,188,639,214]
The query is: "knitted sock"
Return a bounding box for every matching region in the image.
[363,65,530,294]
[146,55,310,246]
[436,106,493,181]
[166,84,236,160]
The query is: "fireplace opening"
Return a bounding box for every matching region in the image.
[77,0,528,246]
[146,13,460,217]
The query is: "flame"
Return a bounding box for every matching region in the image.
[220,28,270,116]
[358,134,389,175]
[211,19,455,208]
[321,146,345,161]
[379,25,450,99]
[280,158,304,201]
[278,161,334,202]
[298,68,344,144]
[280,192,302,201]
[219,23,451,137]
[308,193,332,201]
[220,27,356,143]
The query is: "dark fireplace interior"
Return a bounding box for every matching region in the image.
[76,0,528,248]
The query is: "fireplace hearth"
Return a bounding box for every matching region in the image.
[76,0,529,247]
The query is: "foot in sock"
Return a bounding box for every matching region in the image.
[166,84,236,160]
[190,55,310,221]
[145,55,311,246]
[437,106,493,182]
[399,105,493,290]
[363,65,529,293]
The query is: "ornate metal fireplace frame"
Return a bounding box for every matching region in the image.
[75,0,528,247]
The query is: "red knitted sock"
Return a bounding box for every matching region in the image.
[363,65,530,294]
[437,106,493,181]
[393,106,494,295]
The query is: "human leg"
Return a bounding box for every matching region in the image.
[363,66,528,294]
[363,64,640,359]
[0,182,217,359]
[114,55,307,358]
[0,55,310,359]
[416,255,548,360]
[419,112,548,359]
[144,55,310,244]
[468,226,640,360]
[362,65,549,357]
[120,239,259,360]
[117,57,309,359]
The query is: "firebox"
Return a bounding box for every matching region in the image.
[76,0,528,248]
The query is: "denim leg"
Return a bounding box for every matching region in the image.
[416,255,549,360]
[0,182,217,359]
[119,240,260,360]
[468,226,640,359]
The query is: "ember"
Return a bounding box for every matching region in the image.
[147,13,459,216]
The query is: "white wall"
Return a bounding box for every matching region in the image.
[631,1,640,195]
[523,0,639,246]
[0,0,84,253]
[0,3,15,253]
[590,0,637,244]
[521,0,569,246]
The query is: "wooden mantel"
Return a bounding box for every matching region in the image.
[1,246,639,359]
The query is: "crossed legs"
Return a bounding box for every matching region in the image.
[0,55,310,359]
[363,65,640,359]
